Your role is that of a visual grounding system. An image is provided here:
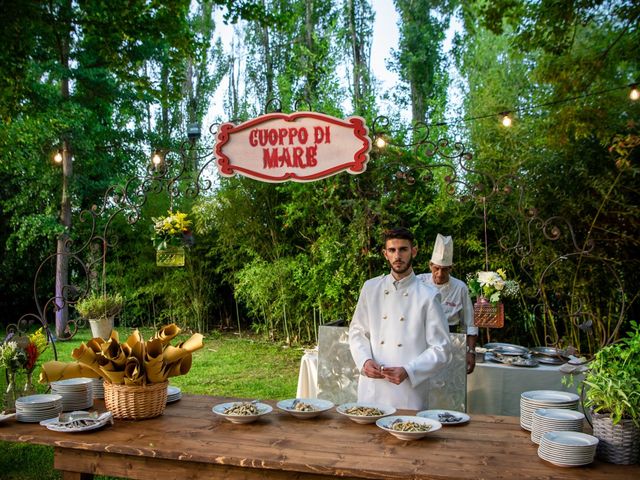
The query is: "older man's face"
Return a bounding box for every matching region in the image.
[430,262,451,285]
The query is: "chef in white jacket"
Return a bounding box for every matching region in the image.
[349,227,452,410]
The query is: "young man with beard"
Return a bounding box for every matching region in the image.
[348,227,452,410]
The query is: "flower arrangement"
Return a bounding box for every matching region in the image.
[467,268,519,304]
[151,210,192,250]
[0,341,27,373]
[24,328,48,373]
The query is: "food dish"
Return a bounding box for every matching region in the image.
[484,342,529,356]
[417,409,470,425]
[276,398,334,419]
[486,352,539,367]
[39,411,113,433]
[376,415,442,440]
[212,401,272,424]
[336,402,396,424]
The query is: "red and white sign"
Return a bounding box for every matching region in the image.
[215,112,371,183]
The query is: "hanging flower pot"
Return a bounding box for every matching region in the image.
[473,297,504,328]
[156,245,186,267]
[151,210,192,268]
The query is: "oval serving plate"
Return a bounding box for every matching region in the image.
[484,342,529,356]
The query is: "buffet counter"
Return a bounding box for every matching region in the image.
[0,394,636,480]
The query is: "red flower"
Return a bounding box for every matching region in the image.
[25,342,39,371]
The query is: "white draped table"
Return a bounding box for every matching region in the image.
[296,350,582,416]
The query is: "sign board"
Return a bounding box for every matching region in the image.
[215,112,371,183]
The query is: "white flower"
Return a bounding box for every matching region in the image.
[477,271,494,286]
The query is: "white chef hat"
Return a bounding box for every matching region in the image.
[430,234,453,266]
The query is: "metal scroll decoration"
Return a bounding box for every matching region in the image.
[4,109,628,358]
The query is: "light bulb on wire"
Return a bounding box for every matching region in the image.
[151,150,163,168]
[501,112,513,128]
[53,149,63,163]
[375,136,387,149]
[630,84,639,101]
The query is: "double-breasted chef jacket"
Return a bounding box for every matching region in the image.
[417,273,479,336]
[349,271,452,410]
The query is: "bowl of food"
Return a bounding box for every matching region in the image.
[276,398,334,419]
[336,402,395,424]
[376,415,442,440]
[212,401,272,424]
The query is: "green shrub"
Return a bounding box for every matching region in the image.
[75,293,124,319]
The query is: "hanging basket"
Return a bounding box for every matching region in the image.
[156,246,185,267]
[591,411,640,464]
[473,297,504,328]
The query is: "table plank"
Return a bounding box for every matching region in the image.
[1,394,638,480]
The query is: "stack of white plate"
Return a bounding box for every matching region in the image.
[91,378,105,399]
[50,378,94,411]
[167,385,182,403]
[15,394,63,423]
[538,431,598,467]
[531,408,584,444]
[520,390,579,431]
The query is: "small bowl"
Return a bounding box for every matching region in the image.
[336,402,396,424]
[376,415,442,440]
[277,398,334,419]
[212,401,272,424]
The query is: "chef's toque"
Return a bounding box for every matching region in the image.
[431,233,453,266]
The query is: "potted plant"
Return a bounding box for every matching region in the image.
[76,293,124,340]
[466,268,519,328]
[581,321,640,464]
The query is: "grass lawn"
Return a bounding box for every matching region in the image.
[1,326,304,480]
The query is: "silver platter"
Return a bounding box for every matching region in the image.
[484,342,529,356]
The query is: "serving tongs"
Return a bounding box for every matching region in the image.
[55,411,112,427]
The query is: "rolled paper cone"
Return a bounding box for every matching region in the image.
[162,345,190,364]
[178,333,204,353]
[145,357,168,383]
[146,338,163,358]
[109,329,120,343]
[129,339,145,364]
[86,338,105,353]
[124,357,144,386]
[100,368,126,384]
[39,361,101,384]
[164,353,192,378]
[154,323,181,344]
[102,340,127,369]
[126,329,143,349]
[70,344,105,378]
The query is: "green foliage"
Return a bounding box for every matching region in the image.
[582,322,640,426]
[75,293,124,320]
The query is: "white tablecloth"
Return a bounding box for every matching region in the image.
[296,351,582,416]
[466,361,582,416]
[296,349,318,398]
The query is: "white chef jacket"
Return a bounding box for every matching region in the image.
[348,271,452,410]
[417,273,479,336]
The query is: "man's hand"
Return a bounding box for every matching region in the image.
[362,359,384,378]
[466,353,476,374]
[381,366,408,385]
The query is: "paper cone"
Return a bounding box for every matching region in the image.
[144,339,168,383]
[164,353,192,378]
[162,345,190,364]
[86,338,105,353]
[100,368,126,384]
[153,323,181,344]
[39,361,101,384]
[126,329,143,348]
[102,340,127,368]
[124,357,144,386]
[178,333,204,353]
[70,344,105,377]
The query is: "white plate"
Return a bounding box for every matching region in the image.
[212,402,272,424]
[336,402,396,424]
[376,415,442,440]
[0,412,16,424]
[521,390,579,403]
[40,411,113,433]
[417,409,470,425]
[541,431,599,447]
[277,398,334,419]
[534,408,584,421]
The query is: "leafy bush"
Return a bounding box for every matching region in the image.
[75,293,124,320]
[582,321,640,426]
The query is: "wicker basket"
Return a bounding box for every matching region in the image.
[591,411,640,464]
[473,298,504,328]
[104,381,168,420]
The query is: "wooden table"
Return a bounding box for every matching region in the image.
[1,394,637,479]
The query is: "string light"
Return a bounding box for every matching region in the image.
[151,150,163,168]
[53,149,63,163]
[427,83,634,128]
[375,136,387,149]
[500,112,512,127]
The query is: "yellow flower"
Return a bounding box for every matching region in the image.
[496,268,507,280]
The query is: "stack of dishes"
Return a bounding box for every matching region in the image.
[520,390,579,431]
[538,431,598,467]
[167,385,182,403]
[15,394,63,423]
[531,408,584,444]
[50,378,94,411]
[91,378,105,399]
